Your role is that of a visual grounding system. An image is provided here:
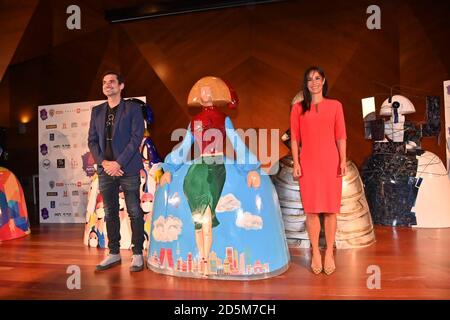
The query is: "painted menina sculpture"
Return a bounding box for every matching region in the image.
[362,94,450,228]
[0,165,31,241]
[148,76,290,279]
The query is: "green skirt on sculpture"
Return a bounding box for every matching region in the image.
[183,158,225,230]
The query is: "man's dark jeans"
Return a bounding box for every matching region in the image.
[98,172,144,255]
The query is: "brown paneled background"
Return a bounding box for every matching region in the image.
[0,0,449,181]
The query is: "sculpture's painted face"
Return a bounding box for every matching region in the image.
[140,170,147,185]
[89,232,99,247]
[200,86,213,106]
[141,198,152,213]
[306,71,325,95]
[119,192,126,211]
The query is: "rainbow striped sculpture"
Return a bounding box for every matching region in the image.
[0,167,31,241]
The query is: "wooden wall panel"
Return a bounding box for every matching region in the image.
[117,29,190,157]
[9,0,51,66]
[0,0,39,80]
[44,28,111,104]
[398,1,450,164]
[51,0,109,48]
[122,7,252,111]
[86,27,121,100]
[0,71,10,127]
[7,57,49,177]
[1,0,449,180]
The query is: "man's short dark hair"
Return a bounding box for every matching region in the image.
[102,71,124,84]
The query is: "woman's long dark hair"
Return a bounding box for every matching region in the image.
[301,66,328,114]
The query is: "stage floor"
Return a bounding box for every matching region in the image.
[0,224,449,300]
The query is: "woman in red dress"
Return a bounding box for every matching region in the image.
[290,66,347,275]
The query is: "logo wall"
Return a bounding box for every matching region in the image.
[38,100,105,223]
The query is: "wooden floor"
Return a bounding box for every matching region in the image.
[0,224,449,300]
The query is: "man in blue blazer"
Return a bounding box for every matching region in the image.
[88,71,145,272]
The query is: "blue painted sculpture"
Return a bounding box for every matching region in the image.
[148,77,290,279]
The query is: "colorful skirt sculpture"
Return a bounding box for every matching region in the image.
[83,161,162,250]
[148,120,290,280]
[0,167,31,241]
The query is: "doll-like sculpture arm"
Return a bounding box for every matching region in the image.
[160,123,194,186]
[225,117,261,188]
